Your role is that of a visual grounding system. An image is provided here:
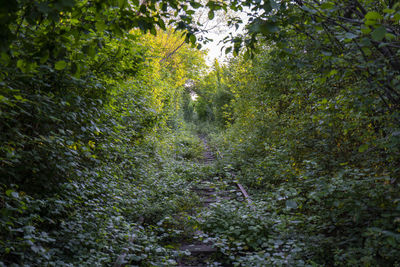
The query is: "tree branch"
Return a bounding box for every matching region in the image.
[159,40,185,63]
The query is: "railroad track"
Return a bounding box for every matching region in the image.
[213,146,254,208]
[114,135,254,267]
[176,136,254,266]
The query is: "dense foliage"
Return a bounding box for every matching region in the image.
[1,0,400,266]
[0,0,208,264]
[190,1,400,265]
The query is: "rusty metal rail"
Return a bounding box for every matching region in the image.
[214,147,255,209]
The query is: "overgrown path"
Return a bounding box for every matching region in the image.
[175,135,250,266]
[176,135,220,266]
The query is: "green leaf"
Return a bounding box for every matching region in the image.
[55,60,67,70]
[365,11,383,21]
[394,12,400,22]
[358,143,369,153]
[360,37,372,46]
[0,52,10,65]
[383,9,395,14]
[362,47,372,56]
[361,26,371,35]
[208,10,214,20]
[40,50,50,64]
[365,19,377,26]
[262,22,279,34]
[320,2,334,10]
[14,95,24,101]
[88,45,96,57]
[249,20,279,35]
[301,6,317,14]
[158,19,166,30]
[243,50,251,60]
[0,95,9,104]
[343,32,358,40]
[190,1,202,9]
[189,34,196,44]
[371,26,386,41]
[150,26,157,36]
[96,21,106,31]
[17,59,25,72]
[118,0,127,8]
[328,69,338,77]
[385,33,396,41]
[269,0,279,9]
[5,189,13,197]
[31,245,41,253]
[286,200,298,209]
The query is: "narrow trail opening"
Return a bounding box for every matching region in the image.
[175,134,253,266]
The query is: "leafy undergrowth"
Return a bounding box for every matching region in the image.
[2,0,400,266]
[0,125,209,266]
[195,155,400,266]
[201,130,400,267]
[187,25,400,265]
